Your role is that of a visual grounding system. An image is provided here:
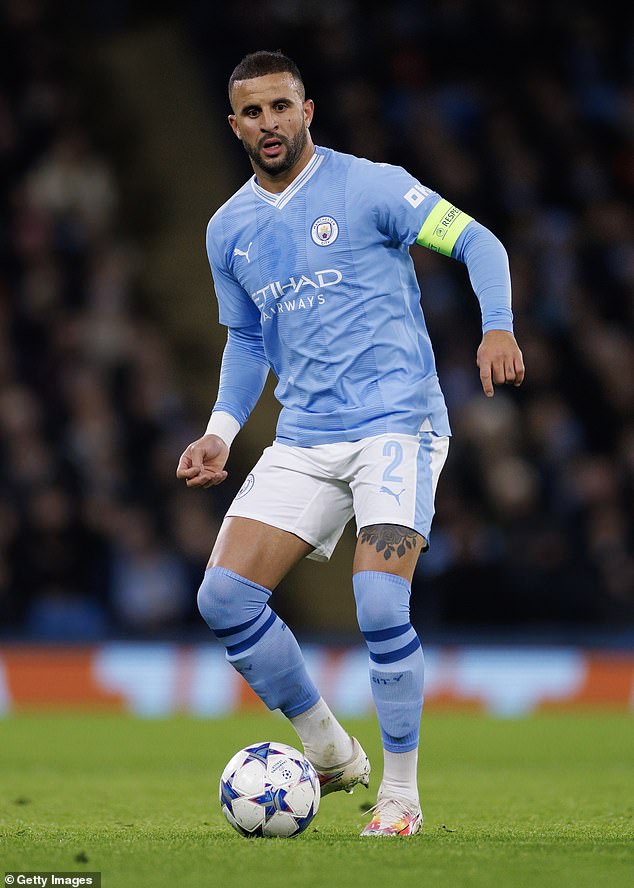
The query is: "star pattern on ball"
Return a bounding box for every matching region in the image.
[243,742,271,764]
[250,786,293,817]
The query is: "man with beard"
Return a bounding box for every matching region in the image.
[177,51,524,836]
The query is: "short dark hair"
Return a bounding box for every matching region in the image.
[228,51,305,103]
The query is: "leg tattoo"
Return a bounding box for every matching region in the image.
[358,524,423,561]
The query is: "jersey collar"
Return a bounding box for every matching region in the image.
[250,149,324,210]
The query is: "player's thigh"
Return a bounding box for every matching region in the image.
[209,516,313,590]
[350,431,449,581]
[209,442,354,587]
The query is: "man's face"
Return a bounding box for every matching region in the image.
[229,72,314,177]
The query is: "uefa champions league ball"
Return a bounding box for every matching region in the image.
[219,741,321,838]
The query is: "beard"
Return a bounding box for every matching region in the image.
[244,126,308,177]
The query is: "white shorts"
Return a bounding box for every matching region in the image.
[225,432,450,562]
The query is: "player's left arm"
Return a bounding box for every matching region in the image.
[450,219,524,398]
[368,166,524,397]
[414,201,524,397]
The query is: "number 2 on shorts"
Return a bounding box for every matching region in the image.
[382,440,404,483]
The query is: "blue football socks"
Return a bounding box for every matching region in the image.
[198,567,320,717]
[353,571,424,752]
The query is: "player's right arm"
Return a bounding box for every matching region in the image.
[176,322,269,487]
[176,216,269,489]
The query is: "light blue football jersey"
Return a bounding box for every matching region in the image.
[207,146,473,446]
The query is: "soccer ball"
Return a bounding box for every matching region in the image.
[219,741,320,838]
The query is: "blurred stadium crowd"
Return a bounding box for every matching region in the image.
[0,1,220,638]
[1,1,632,639]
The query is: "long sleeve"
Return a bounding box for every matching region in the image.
[453,221,514,334]
[361,163,514,335]
[212,323,269,427]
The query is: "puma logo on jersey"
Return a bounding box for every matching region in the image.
[234,242,253,262]
[379,486,405,505]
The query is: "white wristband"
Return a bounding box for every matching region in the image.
[204,411,241,448]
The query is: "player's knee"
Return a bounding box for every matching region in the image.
[197,568,233,629]
[197,566,268,632]
[352,571,411,633]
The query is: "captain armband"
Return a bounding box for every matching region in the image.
[415,199,473,256]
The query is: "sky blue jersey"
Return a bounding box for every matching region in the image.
[206,145,513,446]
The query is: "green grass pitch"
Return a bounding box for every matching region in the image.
[1,712,633,888]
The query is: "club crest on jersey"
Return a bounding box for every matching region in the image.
[311,216,339,246]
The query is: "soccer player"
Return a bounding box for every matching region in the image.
[177,51,524,837]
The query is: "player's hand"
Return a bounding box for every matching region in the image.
[476,330,525,397]
[176,434,229,488]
